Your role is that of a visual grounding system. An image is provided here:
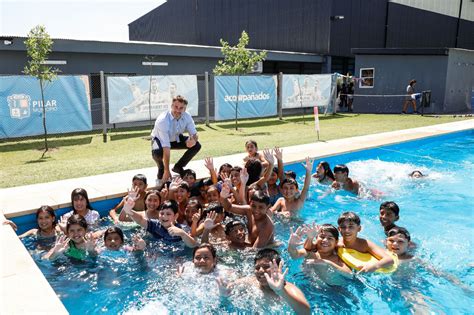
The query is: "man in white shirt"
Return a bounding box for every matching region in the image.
[151,95,201,185]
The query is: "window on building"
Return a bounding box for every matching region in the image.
[359,68,374,88]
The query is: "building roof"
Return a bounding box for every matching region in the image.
[0,36,324,63]
[351,48,451,55]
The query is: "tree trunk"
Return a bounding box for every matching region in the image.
[40,78,48,154]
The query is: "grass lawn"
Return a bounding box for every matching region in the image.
[0,113,470,188]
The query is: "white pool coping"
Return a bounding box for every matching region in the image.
[1,119,472,314]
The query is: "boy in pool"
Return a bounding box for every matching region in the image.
[386,227,413,261]
[331,165,360,194]
[122,198,197,248]
[379,201,400,235]
[220,185,274,248]
[217,249,310,314]
[224,220,252,250]
[109,174,148,224]
[270,158,313,215]
[337,211,394,273]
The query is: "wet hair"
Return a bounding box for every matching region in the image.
[177,182,191,192]
[145,190,162,204]
[225,220,246,235]
[159,200,179,214]
[284,170,297,180]
[71,188,93,212]
[333,164,349,175]
[337,211,361,226]
[103,226,124,243]
[66,214,88,232]
[281,178,298,189]
[245,158,263,185]
[388,226,411,242]
[204,202,224,214]
[250,190,270,206]
[272,166,279,175]
[193,243,217,259]
[36,205,57,227]
[245,139,258,150]
[409,170,424,177]
[182,169,197,180]
[254,248,281,265]
[319,224,339,241]
[173,95,188,105]
[318,161,335,181]
[132,174,147,185]
[380,201,400,216]
[409,79,417,86]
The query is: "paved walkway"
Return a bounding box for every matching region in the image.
[0,119,472,314]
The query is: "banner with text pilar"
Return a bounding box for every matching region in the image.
[0,75,91,139]
[214,75,277,121]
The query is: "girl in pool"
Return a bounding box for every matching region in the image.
[141,190,162,221]
[178,243,219,275]
[312,161,335,185]
[44,214,97,260]
[191,204,226,242]
[288,223,352,276]
[19,206,58,240]
[59,188,100,232]
[243,140,269,169]
[100,226,146,252]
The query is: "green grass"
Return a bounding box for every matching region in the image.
[0,114,469,188]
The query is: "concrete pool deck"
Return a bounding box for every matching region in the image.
[1,119,473,314]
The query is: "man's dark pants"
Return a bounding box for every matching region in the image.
[152,134,201,179]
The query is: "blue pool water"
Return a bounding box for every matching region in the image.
[16,130,474,314]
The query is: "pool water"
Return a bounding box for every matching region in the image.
[18,130,474,314]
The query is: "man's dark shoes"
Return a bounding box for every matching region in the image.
[172,165,184,177]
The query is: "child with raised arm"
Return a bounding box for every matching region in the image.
[191,202,226,242]
[288,223,352,275]
[337,211,394,273]
[100,226,146,252]
[109,174,148,224]
[167,177,191,224]
[19,206,58,240]
[220,182,274,248]
[44,214,97,261]
[217,249,310,314]
[270,158,314,216]
[121,198,197,248]
[267,148,284,205]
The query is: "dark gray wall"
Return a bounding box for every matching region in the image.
[329,0,388,57]
[129,0,332,54]
[444,49,474,113]
[354,54,448,113]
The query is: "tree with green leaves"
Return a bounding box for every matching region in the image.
[23,25,59,154]
[214,31,266,129]
[213,30,266,75]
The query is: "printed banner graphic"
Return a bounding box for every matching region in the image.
[214,75,277,121]
[282,74,332,109]
[107,75,198,123]
[0,75,91,138]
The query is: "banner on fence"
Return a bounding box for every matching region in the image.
[214,75,277,121]
[107,75,198,124]
[0,75,91,139]
[282,74,332,109]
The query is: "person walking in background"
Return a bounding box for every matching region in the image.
[402,79,419,114]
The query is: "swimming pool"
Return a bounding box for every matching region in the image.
[15,129,474,314]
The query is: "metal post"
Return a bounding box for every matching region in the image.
[205,71,209,126]
[235,75,240,131]
[100,71,107,143]
[278,72,283,120]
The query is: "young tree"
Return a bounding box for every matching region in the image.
[214,31,267,130]
[213,30,266,75]
[23,25,59,154]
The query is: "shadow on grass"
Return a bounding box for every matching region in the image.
[215,119,288,130]
[0,137,93,153]
[25,156,53,164]
[110,132,151,141]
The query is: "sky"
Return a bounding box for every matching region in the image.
[0,0,166,41]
